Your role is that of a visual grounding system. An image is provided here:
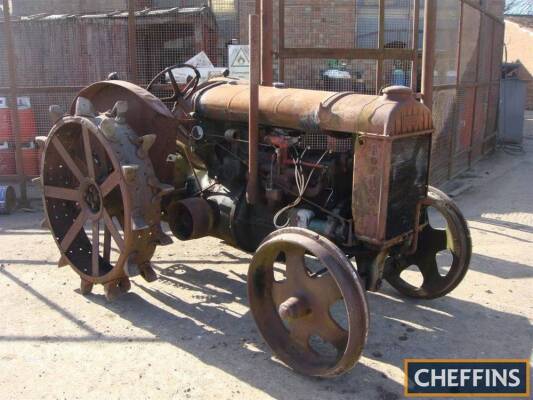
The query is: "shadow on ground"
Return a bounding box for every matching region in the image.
[77,258,531,399]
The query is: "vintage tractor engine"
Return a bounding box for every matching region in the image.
[38,66,471,378]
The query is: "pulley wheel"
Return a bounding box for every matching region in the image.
[385,186,472,299]
[248,227,369,378]
[41,99,169,299]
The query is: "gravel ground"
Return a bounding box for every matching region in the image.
[0,124,532,399]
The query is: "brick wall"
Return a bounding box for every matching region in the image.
[11,0,152,16]
[239,0,355,47]
[504,18,533,110]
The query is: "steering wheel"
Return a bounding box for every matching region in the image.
[146,64,201,102]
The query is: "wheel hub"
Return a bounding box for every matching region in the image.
[83,182,102,215]
[278,296,311,320]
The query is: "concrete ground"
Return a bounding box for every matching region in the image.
[0,120,532,399]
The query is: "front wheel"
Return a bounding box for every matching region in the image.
[385,186,472,299]
[248,228,369,378]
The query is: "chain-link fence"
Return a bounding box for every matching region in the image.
[0,0,505,201]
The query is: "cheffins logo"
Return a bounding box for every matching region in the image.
[404,359,530,397]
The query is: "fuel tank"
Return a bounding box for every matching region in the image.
[191,79,433,136]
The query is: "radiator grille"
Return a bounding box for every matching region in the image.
[299,133,353,153]
[386,135,431,239]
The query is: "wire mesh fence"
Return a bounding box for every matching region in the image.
[0,0,505,192]
[431,0,505,182]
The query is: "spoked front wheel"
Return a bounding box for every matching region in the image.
[248,228,369,378]
[385,186,472,299]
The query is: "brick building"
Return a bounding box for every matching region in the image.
[237,0,418,91]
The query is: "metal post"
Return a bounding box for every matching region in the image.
[376,0,385,94]
[2,0,28,206]
[261,0,274,86]
[278,0,285,82]
[247,14,260,205]
[127,0,138,84]
[448,0,464,179]
[421,0,437,109]
[468,6,484,167]
[411,0,420,92]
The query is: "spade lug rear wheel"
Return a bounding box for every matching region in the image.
[41,98,171,300]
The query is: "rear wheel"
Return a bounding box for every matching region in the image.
[41,98,172,300]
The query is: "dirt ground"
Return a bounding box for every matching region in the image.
[1,117,532,400]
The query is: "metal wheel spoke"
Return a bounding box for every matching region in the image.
[392,258,412,276]
[309,272,342,306]
[103,210,125,252]
[319,313,348,352]
[100,171,120,197]
[60,211,87,252]
[272,281,291,307]
[44,186,79,202]
[285,248,309,284]
[419,257,443,287]
[425,226,448,252]
[52,137,84,183]
[288,319,312,349]
[82,125,95,179]
[91,221,100,277]
[103,226,111,261]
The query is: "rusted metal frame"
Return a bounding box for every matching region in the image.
[127,0,138,84]
[433,84,458,92]
[376,0,385,95]
[247,14,260,205]
[483,17,498,153]
[357,130,434,140]
[279,48,417,60]
[0,86,85,94]
[1,0,27,205]
[483,132,497,143]
[411,0,420,92]
[433,81,492,92]
[278,0,285,82]
[261,0,274,86]
[447,0,464,179]
[421,0,437,109]
[462,0,504,25]
[467,5,484,168]
[453,147,472,158]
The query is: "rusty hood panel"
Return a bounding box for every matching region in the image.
[192,80,433,136]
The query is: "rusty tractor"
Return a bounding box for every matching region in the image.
[37,64,471,378]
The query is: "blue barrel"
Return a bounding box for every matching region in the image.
[0,185,16,215]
